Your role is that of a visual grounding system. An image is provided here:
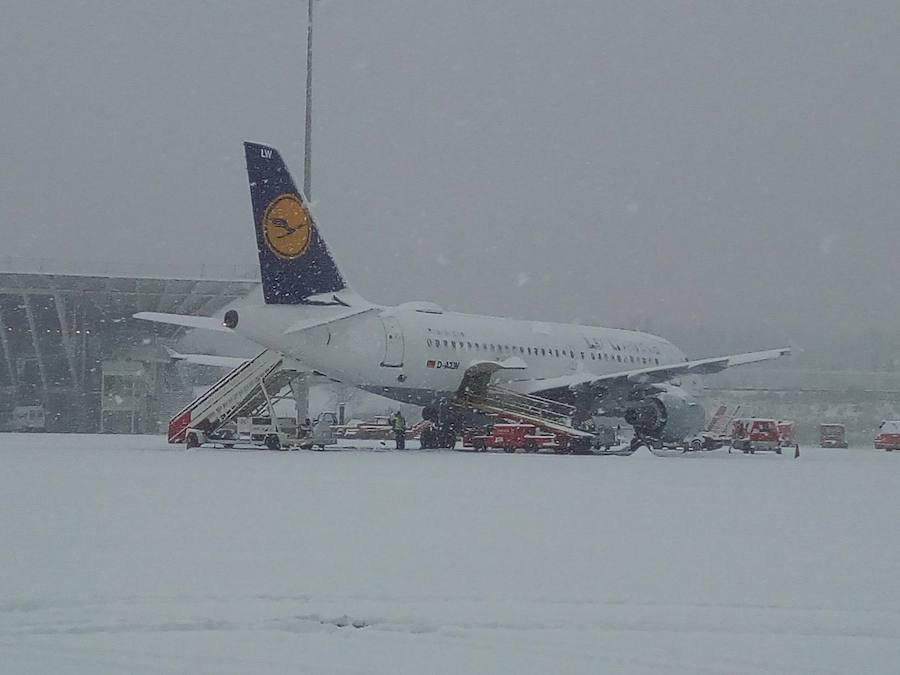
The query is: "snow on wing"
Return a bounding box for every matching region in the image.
[513,347,791,397]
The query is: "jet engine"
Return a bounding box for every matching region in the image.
[623,386,705,443]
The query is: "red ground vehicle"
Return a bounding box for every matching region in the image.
[462,423,559,453]
[731,418,782,454]
[874,421,900,451]
[819,423,848,448]
[777,420,796,447]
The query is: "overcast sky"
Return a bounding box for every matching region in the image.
[1,1,898,363]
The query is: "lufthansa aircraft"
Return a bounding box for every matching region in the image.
[137,143,789,448]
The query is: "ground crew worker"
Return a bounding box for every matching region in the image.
[393,410,406,450]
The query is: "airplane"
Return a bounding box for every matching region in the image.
[136,142,789,451]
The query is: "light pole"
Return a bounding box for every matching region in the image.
[304,0,314,200]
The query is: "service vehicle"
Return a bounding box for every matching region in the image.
[184,412,338,451]
[874,420,900,451]
[336,415,428,441]
[731,418,782,454]
[592,424,620,451]
[301,411,338,450]
[336,415,395,440]
[777,420,796,447]
[237,416,298,445]
[463,423,560,453]
[185,415,294,450]
[820,423,848,448]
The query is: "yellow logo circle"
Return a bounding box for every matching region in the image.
[263,194,311,259]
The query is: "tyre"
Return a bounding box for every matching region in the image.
[420,428,434,449]
[503,446,516,454]
[775,447,782,455]
[690,439,703,452]
[265,434,282,451]
[186,432,200,449]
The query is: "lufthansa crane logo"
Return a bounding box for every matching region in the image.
[262,194,311,259]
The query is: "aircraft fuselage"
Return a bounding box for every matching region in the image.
[231,301,688,407]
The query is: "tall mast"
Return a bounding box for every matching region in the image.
[303,0,314,200]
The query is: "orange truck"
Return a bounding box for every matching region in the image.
[463,423,559,453]
[874,421,900,451]
[731,418,782,454]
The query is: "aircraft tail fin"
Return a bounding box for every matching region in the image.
[244,142,347,304]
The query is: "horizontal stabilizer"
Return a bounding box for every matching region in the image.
[282,306,377,334]
[133,312,233,333]
[164,347,250,369]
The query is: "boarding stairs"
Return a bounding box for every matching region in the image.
[455,385,594,440]
[167,349,301,443]
[706,403,741,436]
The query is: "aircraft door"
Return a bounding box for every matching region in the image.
[380,317,404,367]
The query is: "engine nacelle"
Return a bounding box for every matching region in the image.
[623,388,705,442]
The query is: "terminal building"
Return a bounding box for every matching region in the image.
[3,259,897,443]
[0,258,259,433]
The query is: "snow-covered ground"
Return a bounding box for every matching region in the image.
[2,434,898,674]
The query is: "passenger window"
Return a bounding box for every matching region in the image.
[540,348,546,356]
[554,349,560,357]
[443,339,448,347]
[467,341,472,349]
[427,339,432,347]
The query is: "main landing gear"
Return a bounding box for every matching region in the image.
[419,424,457,449]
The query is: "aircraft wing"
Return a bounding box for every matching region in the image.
[134,311,232,332]
[512,347,791,398]
[164,347,250,369]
